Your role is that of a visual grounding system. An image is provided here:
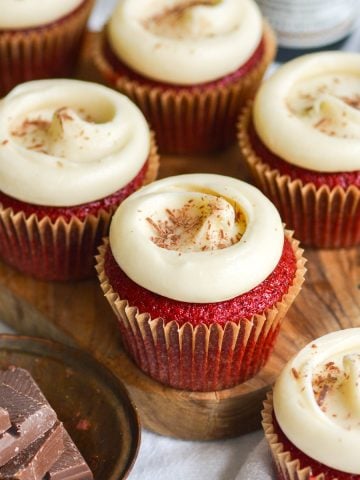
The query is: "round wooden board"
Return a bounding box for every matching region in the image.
[0,32,359,440]
[0,146,359,440]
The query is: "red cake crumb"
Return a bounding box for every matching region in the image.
[249,122,360,190]
[0,160,149,222]
[76,419,91,431]
[103,36,265,93]
[273,414,359,479]
[104,236,297,326]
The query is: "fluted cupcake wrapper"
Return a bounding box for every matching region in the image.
[238,105,360,248]
[93,23,276,155]
[0,0,94,97]
[0,136,159,281]
[262,393,326,480]
[0,210,110,281]
[96,231,306,392]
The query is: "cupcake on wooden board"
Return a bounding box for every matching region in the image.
[0,79,159,281]
[94,0,276,155]
[96,174,306,391]
[263,328,360,479]
[238,52,360,248]
[0,0,95,97]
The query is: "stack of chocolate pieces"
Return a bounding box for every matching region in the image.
[0,367,93,479]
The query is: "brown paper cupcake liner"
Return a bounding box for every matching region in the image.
[0,0,94,97]
[262,392,326,480]
[96,231,306,392]
[238,104,360,248]
[93,22,276,155]
[143,133,160,187]
[0,136,159,281]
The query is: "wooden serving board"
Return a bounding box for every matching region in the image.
[0,33,359,440]
[0,146,359,440]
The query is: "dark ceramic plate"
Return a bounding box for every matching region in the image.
[0,334,140,480]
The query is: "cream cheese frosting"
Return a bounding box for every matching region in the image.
[273,328,360,474]
[109,174,284,303]
[0,0,84,29]
[107,0,263,85]
[253,52,360,172]
[0,79,150,207]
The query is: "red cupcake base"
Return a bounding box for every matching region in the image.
[94,23,276,154]
[0,0,94,97]
[263,393,359,480]
[0,141,159,281]
[97,231,306,391]
[238,105,360,248]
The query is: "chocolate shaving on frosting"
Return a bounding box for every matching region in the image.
[146,197,245,252]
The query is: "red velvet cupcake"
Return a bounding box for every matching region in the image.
[263,329,360,479]
[93,0,276,154]
[96,174,305,391]
[0,79,159,281]
[0,0,94,97]
[238,52,360,248]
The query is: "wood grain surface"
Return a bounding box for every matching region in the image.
[0,147,359,439]
[0,33,359,440]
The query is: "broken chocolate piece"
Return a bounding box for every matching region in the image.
[46,429,93,480]
[0,368,48,404]
[0,384,57,467]
[0,421,64,480]
[0,408,11,436]
[0,368,93,480]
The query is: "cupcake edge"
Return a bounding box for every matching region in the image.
[238,103,360,248]
[96,230,306,391]
[0,133,159,281]
[93,21,276,154]
[263,391,330,480]
[0,0,95,97]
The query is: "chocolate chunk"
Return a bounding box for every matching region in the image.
[0,368,47,404]
[0,368,93,480]
[46,429,93,480]
[0,421,64,480]
[0,384,57,467]
[0,408,11,436]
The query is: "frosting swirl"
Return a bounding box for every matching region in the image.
[253,52,360,172]
[273,328,360,474]
[0,0,84,29]
[109,174,284,303]
[107,0,263,85]
[0,79,150,207]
